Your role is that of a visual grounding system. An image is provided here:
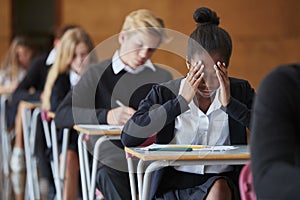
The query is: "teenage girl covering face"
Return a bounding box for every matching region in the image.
[122,7,255,200]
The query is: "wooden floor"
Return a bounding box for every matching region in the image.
[0,142,40,200]
[0,136,19,200]
[0,175,15,200]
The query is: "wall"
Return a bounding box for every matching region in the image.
[59,0,300,88]
[0,0,11,60]
[12,0,56,53]
[1,0,300,88]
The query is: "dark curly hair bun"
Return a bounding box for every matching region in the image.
[193,7,219,26]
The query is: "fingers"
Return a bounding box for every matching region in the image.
[181,62,205,103]
[108,106,136,125]
[116,106,134,116]
[194,71,204,86]
[214,61,228,83]
[214,61,231,106]
[118,108,135,124]
[125,107,136,117]
[215,61,227,76]
[118,106,136,122]
[187,61,204,84]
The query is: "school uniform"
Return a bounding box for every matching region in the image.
[6,53,51,127]
[122,77,255,199]
[51,71,81,152]
[251,64,300,199]
[54,51,173,199]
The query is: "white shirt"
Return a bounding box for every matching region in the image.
[69,69,81,87]
[111,51,156,75]
[0,67,26,86]
[46,48,56,66]
[174,78,232,174]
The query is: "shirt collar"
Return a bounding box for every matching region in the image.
[206,88,222,115]
[46,48,56,66]
[111,50,156,75]
[69,69,81,86]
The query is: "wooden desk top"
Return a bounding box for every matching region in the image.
[20,100,41,109]
[125,145,250,161]
[47,111,55,119]
[73,124,123,136]
[0,91,12,96]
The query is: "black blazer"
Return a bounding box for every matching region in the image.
[50,73,71,112]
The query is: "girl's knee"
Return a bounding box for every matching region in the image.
[207,178,232,200]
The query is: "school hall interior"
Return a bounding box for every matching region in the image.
[0,0,300,199]
[1,0,300,89]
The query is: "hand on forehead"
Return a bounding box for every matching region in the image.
[189,52,224,68]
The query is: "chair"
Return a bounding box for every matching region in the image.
[21,103,41,200]
[239,162,257,200]
[75,125,122,200]
[0,94,13,177]
[41,110,69,200]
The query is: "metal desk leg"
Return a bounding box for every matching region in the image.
[22,107,35,200]
[126,153,137,200]
[83,140,91,192]
[137,159,145,200]
[88,136,120,200]
[42,117,60,200]
[30,108,41,199]
[51,121,62,200]
[88,136,108,200]
[78,133,88,200]
[139,159,250,200]
[1,95,11,177]
[141,161,169,200]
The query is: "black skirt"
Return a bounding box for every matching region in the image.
[155,166,240,200]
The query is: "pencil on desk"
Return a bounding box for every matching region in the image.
[188,145,207,149]
[166,145,206,149]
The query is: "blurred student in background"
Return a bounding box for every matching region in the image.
[7,25,78,200]
[0,35,37,200]
[122,7,255,199]
[251,63,300,199]
[0,35,37,94]
[54,9,172,199]
[42,27,96,200]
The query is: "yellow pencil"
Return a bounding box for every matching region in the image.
[167,145,206,149]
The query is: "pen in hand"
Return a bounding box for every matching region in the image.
[116,100,125,107]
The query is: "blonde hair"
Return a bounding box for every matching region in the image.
[121,9,167,43]
[42,27,95,110]
[0,36,35,81]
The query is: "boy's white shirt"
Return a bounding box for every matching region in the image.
[111,50,156,75]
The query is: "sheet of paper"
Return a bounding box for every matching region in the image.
[135,144,237,151]
[76,124,123,130]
